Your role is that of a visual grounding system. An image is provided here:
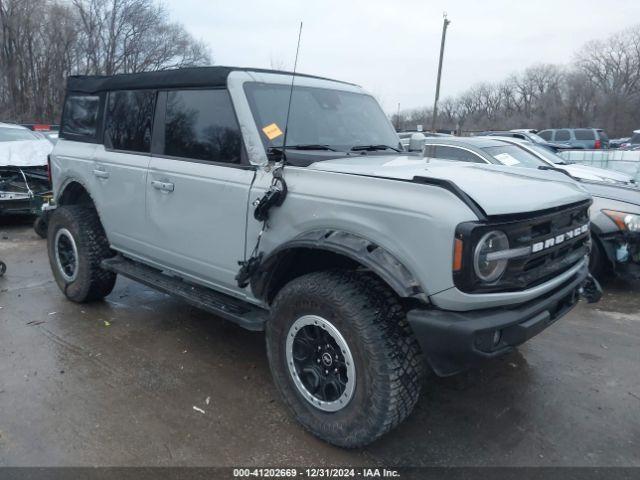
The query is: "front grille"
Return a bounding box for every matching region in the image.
[454,200,591,293]
[498,202,590,291]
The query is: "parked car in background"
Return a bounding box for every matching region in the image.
[21,123,60,132]
[420,136,639,280]
[619,131,640,150]
[398,131,452,151]
[0,123,52,235]
[493,136,637,187]
[537,128,609,149]
[41,131,59,144]
[609,137,631,149]
[478,130,568,152]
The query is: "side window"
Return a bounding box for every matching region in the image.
[555,129,571,141]
[432,145,485,163]
[61,95,100,139]
[574,129,595,140]
[164,89,241,164]
[630,133,640,144]
[538,130,552,141]
[105,90,156,153]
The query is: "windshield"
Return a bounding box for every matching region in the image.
[482,145,548,168]
[244,83,400,153]
[525,132,548,143]
[0,127,38,142]
[527,144,565,164]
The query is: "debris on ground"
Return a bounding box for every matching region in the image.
[192,406,205,414]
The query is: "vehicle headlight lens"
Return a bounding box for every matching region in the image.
[603,210,640,233]
[474,231,509,282]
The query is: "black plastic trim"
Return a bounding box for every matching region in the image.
[408,263,588,376]
[251,230,426,303]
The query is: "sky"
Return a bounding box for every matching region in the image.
[164,0,640,114]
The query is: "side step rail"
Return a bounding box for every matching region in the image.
[101,256,267,331]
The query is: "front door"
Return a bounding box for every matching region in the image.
[144,88,255,297]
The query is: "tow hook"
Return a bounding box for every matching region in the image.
[579,274,603,304]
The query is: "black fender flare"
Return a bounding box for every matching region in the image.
[250,229,427,303]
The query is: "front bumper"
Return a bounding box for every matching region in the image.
[0,192,46,215]
[407,263,592,377]
[601,232,640,281]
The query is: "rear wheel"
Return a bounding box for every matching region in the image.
[47,205,116,302]
[266,270,423,448]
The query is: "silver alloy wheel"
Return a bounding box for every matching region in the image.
[54,228,79,282]
[285,315,356,412]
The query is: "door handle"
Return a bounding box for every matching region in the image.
[93,169,109,179]
[151,180,175,192]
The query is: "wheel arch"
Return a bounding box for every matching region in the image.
[57,178,95,207]
[251,229,427,304]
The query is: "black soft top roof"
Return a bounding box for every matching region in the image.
[66,66,354,93]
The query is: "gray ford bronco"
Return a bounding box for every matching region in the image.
[45,67,601,447]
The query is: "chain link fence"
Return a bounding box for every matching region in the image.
[558,150,640,182]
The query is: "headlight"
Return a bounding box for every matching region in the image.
[603,210,640,233]
[473,230,509,282]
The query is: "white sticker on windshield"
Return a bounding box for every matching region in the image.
[494,152,520,166]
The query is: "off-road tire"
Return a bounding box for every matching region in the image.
[47,205,116,302]
[33,215,48,239]
[266,270,423,448]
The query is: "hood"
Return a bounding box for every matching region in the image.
[560,164,635,185]
[581,181,640,206]
[308,155,590,216]
[0,139,52,167]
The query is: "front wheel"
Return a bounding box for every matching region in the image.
[33,215,48,239]
[266,270,423,448]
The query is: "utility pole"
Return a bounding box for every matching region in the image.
[396,102,401,130]
[431,13,451,132]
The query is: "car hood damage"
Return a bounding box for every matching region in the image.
[0,139,52,207]
[0,139,52,167]
[308,155,591,216]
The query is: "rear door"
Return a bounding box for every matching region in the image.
[91,89,156,253]
[145,88,255,296]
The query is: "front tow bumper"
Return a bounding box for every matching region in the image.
[407,264,595,377]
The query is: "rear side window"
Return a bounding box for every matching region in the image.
[105,90,156,153]
[538,130,552,141]
[555,129,570,141]
[164,89,241,164]
[574,129,595,140]
[431,145,485,163]
[61,95,100,139]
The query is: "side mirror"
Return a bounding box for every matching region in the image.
[408,133,427,152]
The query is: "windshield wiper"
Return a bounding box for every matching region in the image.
[271,144,337,151]
[350,144,401,152]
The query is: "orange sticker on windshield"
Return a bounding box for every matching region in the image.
[262,123,284,140]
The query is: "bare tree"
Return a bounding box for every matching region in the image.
[0,0,211,123]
